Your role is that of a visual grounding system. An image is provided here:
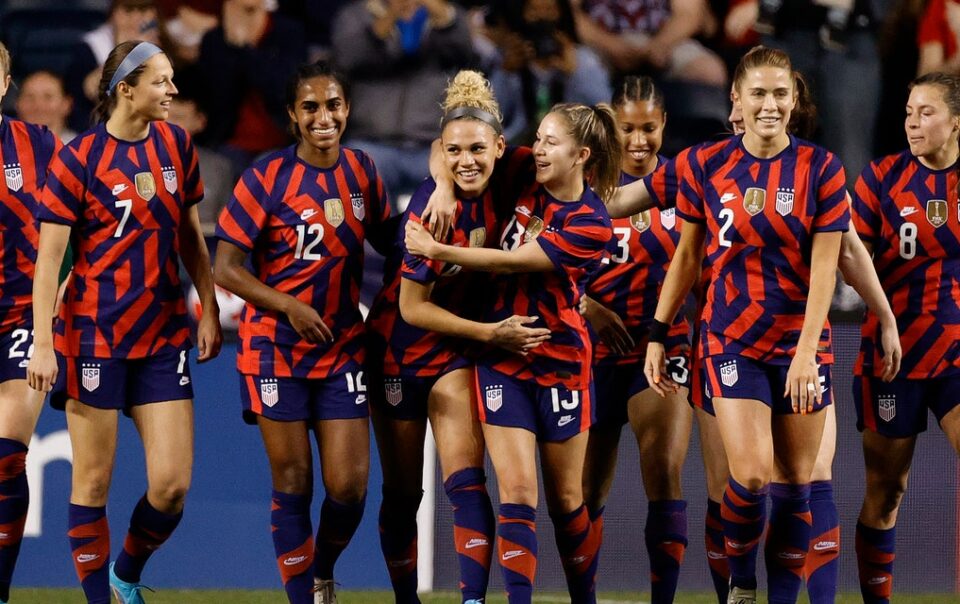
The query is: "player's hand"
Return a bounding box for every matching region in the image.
[196,308,223,363]
[27,345,58,393]
[644,342,676,397]
[421,184,457,241]
[785,351,821,414]
[878,317,902,382]
[404,220,440,258]
[580,297,634,356]
[488,315,551,355]
[284,298,334,344]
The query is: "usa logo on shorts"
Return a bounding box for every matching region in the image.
[485,387,502,412]
[81,363,100,392]
[260,379,279,407]
[384,380,403,406]
[719,360,738,387]
[878,395,896,422]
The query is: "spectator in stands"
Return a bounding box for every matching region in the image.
[166,92,235,231]
[15,70,77,144]
[156,0,221,64]
[918,0,960,74]
[481,0,612,142]
[195,0,306,173]
[575,0,727,86]
[727,0,882,187]
[331,0,475,199]
[66,0,162,130]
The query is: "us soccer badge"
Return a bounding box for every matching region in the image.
[775,188,795,216]
[469,227,486,247]
[630,210,651,233]
[743,187,765,216]
[926,199,948,228]
[134,172,156,200]
[350,193,365,221]
[324,198,345,227]
[162,166,178,194]
[3,163,22,192]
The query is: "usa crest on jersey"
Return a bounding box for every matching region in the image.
[81,363,101,392]
[350,192,365,221]
[776,188,794,216]
[384,380,403,406]
[162,166,178,194]
[744,188,765,216]
[485,386,503,412]
[878,395,896,422]
[260,379,279,407]
[720,360,738,387]
[926,199,948,228]
[660,207,677,230]
[3,163,22,192]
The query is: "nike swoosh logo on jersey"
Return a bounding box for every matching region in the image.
[301,208,317,220]
[720,192,737,204]
[112,183,128,196]
[900,206,918,217]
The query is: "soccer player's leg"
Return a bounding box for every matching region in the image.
[429,368,494,604]
[0,364,45,602]
[313,369,371,599]
[539,383,599,604]
[801,404,839,604]
[370,374,429,604]
[629,369,692,604]
[695,405,731,604]
[705,355,775,601]
[855,375,923,604]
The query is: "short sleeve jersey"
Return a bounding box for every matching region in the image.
[852,150,960,379]
[366,178,500,377]
[489,181,613,390]
[588,164,688,364]
[0,117,60,332]
[216,145,390,379]
[675,135,849,365]
[39,121,202,358]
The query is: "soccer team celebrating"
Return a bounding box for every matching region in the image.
[0,29,955,604]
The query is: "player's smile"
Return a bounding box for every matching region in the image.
[442,119,504,196]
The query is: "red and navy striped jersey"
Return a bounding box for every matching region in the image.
[39,121,201,358]
[0,116,59,331]
[367,178,500,377]
[216,145,390,378]
[488,182,614,390]
[852,150,960,378]
[675,135,849,365]
[588,163,689,364]
[644,144,700,211]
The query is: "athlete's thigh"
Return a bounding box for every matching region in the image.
[539,430,589,515]
[714,397,773,486]
[695,407,729,502]
[315,416,369,498]
[483,423,538,507]
[629,386,692,499]
[807,402,837,482]
[428,368,484,481]
[0,379,45,444]
[771,407,827,484]
[371,407,427,493]
[66,398,119,501]
[941,403,960,454]
[582,421,622,511]
[130,398,194,486]
[257,415,314,480]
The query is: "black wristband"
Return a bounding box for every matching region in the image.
[648,319,670,344]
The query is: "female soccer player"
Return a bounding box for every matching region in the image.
[213,61,386,604]
[0,42,61,603]
[27,41,221,604]
[644,46,848,604]
[366,69,550,604]
[852,71,960,604]
[406,103,619,604]
[577,76,693,603]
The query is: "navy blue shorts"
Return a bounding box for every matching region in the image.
[53,347,194,414]
[0,327,32,384]
[703,354,832,415]
[240,368,369,424]
[855,373,960,437]
[593,355,690,426]
[475,365,595,442]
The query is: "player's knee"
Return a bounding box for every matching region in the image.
[73,471,112,506]
[271,460,312,494]
[150,476,191,510]
[499,481,538,508]
[325,477,367,505]
[867,473,908,519]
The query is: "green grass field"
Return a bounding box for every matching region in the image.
[9,591,960,603]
